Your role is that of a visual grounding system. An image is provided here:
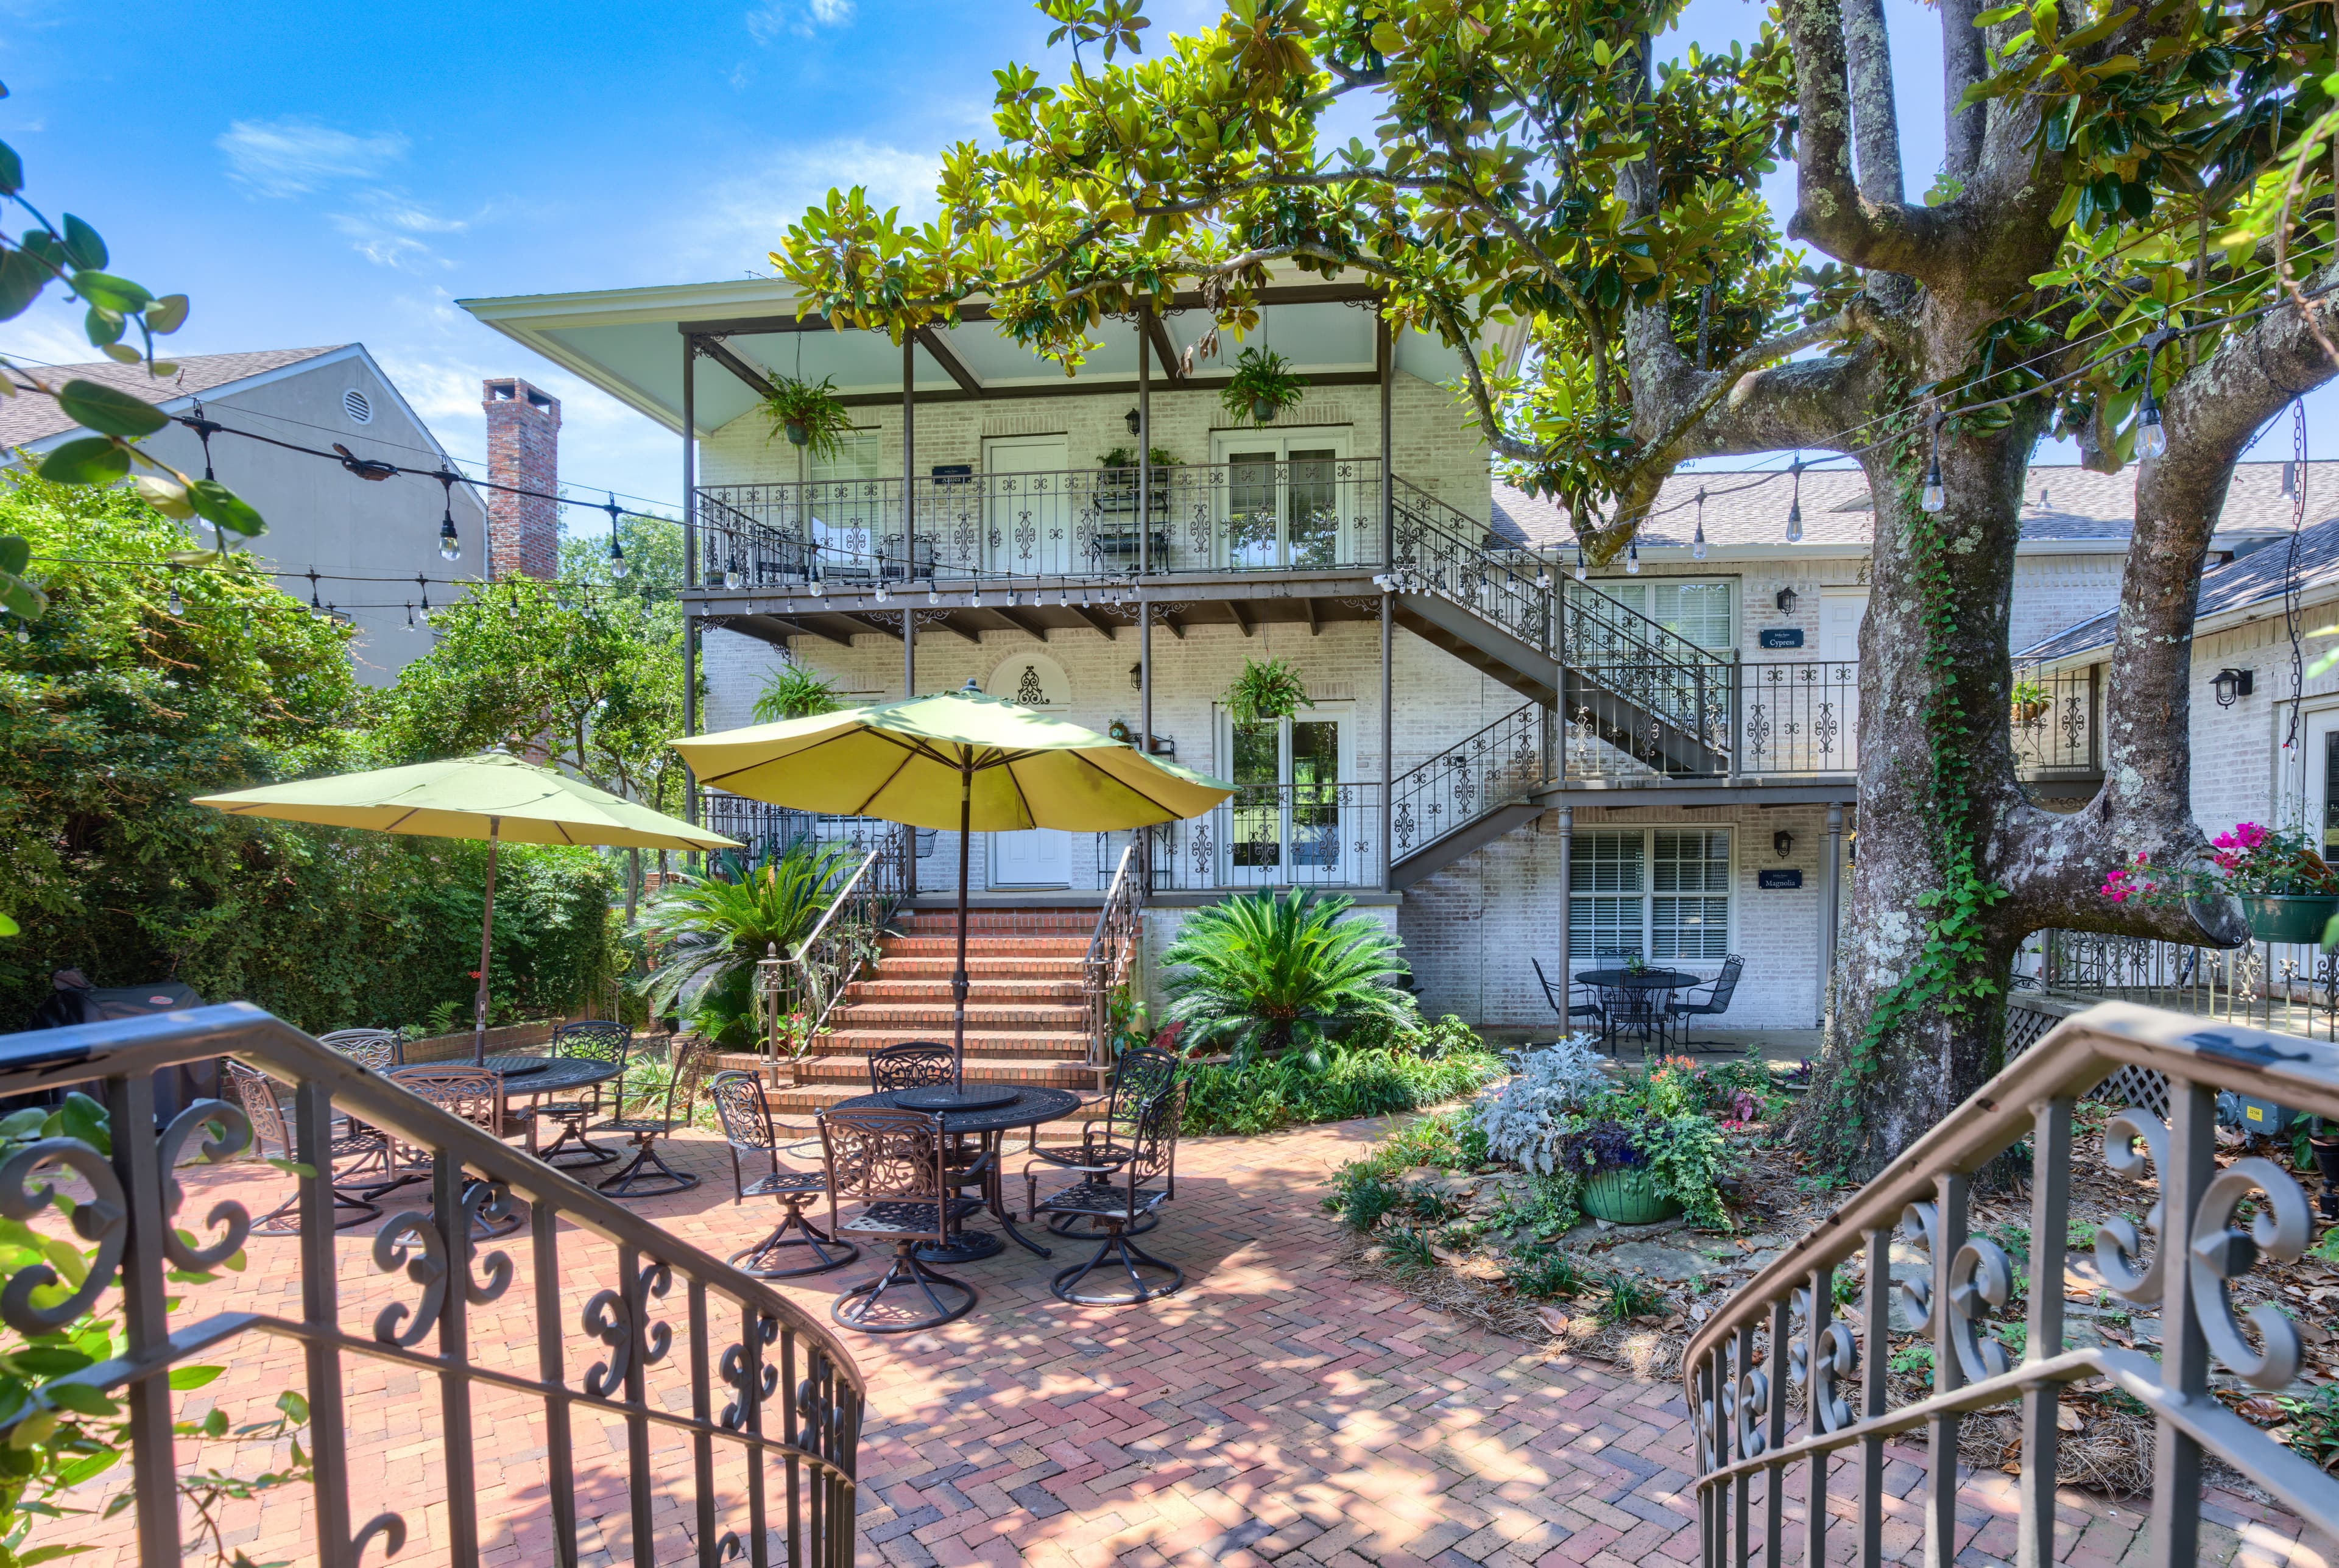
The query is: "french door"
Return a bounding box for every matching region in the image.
[1210,428,1348,570]
[981,434,1071,576]
[1220,710,1351,885]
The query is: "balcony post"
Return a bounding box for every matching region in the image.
[1380,587,1394,894]
[1139,302,1154,754]
[2087,662,2101,773]
[682,333,699,825]
[903,337,917,702]
[1378,308,1393,565]
[1556,805,1573,1008]
[1821,800,1844,1027]
[1726,652,1741,783]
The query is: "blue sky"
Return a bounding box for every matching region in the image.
[0,0,2323,526]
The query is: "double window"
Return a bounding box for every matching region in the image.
[1567,828,1733,961]
[1570,579,1737,651]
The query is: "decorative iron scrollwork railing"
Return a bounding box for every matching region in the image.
[1146,781,1384,892]
[2010,662,2102,777]
[2017,927,2339,1042]
[698,791,931,871]
[762,839,910,1064]
[1688,1001,2339,1568]
[1084,840,1145,1065]
[1390,704,1548,863]
[1736,659,1858,775]
[2,1003,864,1568]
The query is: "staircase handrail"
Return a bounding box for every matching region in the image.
[1686,1001,2339,1568]
[1084,838,1143,1067]
[776,837,903,1054]
[1389,702,1548,863]
[0,1003,864,1566]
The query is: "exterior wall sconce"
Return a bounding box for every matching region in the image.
[1124,407,1141,436]
[1774,587,1799,615]
[2212,668,2255,708]
[1774,829,1795,859]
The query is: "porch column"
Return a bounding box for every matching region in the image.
[1377,309,1394,564]
[1821,801,1846,1026]
[903,337,917,701]
[1138,301,1153,753]
[1378,309,1394,892]
[681,333,699,826]
[1556,805,1574,1031]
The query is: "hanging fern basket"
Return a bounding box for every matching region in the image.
[1250,395,1279,423]
[783,419,810,448]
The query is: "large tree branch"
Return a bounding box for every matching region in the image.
[1940,0,1988,180]
[1778,0,1946,275]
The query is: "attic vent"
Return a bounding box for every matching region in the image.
[342,389,373,425]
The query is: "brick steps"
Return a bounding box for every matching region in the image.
[790,1053,1103,1087]
[817,1028,1093,1054]
[844,978,1087,1001]
[822,1004,1088,1029]
[881,935,1090,958]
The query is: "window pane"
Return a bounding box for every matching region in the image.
[1651,581,1735,650]
[1653,829,1731,894]
[1569,897,1644,959]
[1568,831,1643,893]
[1653,898,1731,960]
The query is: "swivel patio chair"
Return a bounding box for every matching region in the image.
[319,1029,402,1070]
[705,1069,856,1279]
[382,1063,524,1237]
[1665,956,1746,1047]
[592,1039,706,1199]
[1029,1079,1188,1307]
[1530,958,1606,1036]
[224,1060,384,1233]
[1023,1045,1177,1238]
[818,1105,983,1333]
[526,1020,632,1167]
[867,1042,956,1092]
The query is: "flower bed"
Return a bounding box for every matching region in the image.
[1179,1014,1503,1135]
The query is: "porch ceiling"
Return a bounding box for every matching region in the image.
[458,274,1518,439]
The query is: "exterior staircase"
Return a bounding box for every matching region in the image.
[765,906,1109,1117]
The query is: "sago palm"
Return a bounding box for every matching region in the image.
[1161,887,1414,1066]
[634,841,847,1045]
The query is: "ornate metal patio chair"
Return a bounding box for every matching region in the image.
[1529,958,1606,1035]
[1665,956,1746,1044]
[706,1069,856,1278]
[382,1063,524,1237]
[591,1038,706,1198]
[1028,1079,1188,1307]
[525,1020,633,1167]
[224,1060,383,1233]
[1022,1045,1177,1238]
[818,1105,982,1333]
[319,1028,402,1070]
[867,1042,955,1091]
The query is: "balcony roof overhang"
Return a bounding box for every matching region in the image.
[457,270,1525,440]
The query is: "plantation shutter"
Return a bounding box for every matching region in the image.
[1651,829,1732,960]
[1649,581,1735,650]
[1568,832,1645,958]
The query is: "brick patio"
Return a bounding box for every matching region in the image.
[82,1113,2332,1568]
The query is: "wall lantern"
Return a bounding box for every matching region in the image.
[1773,829,1795,860]
[2212,668,2255,708]
[1774,587,1799,615]
[1124,407,1141,437]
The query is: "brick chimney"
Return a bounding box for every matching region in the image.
[482,378,560,580]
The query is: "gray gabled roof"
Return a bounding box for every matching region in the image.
[0,347,347,450]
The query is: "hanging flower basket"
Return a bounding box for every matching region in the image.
[2238,894,2339,944]
[1219,346,1308,426]
[760,375,853,461]
[1579,1164,1682,1225]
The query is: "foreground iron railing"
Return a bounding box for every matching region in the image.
[1688,1001,2339,1568]
[2017,927,2339,1041]
[4,1004,864,1567]
[1147,780,1385,892]
[1083,841,1145,1065]
[1391,704,1547,863]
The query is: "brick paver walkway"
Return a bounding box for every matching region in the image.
[79,1114,2329,1568]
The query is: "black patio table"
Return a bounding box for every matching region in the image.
[1573,968,1703,1045]
[483,1053,626,1160]
[831,1085,1083,1264]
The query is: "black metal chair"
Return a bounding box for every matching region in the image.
[528,1020,632,1166]
[819,1105,982,1333]
[592,1039,704,1198]
[1029,1079,1188,1306]
[1023,1046,1178,1238]
[224,1061,383,1232]
[705,1069,857,1278]
[319,1028,402,1070]
[382,1063,525,1237]
[1666,956,1746,1043]
[867,1042,956,1091]
[1530,958,1606,1035]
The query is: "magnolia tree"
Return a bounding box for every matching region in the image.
[774,0,2338,1171]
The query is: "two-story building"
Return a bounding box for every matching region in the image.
[460,270,2290,1068]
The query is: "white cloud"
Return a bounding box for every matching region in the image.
[687,138,940,272]
[218,118,409,198]
[330,192,468,272]
[746,0,854,42]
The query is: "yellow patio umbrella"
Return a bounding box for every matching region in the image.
[671,682,1233,1099]
[194,752,736,1062]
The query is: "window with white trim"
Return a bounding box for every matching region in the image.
[1569,579,1736,650]
[1568,828,1733,961]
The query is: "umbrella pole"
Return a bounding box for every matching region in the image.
[473,817,501,1065]
[953,760,972,1090]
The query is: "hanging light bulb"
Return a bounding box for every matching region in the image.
[308,571,324,616]
[970,585,984,607]
[1785,460,1804,543]
[604,496,629,578]
[1921,420,1948,512]
[436,471,462,561]
[724,562,744,590]
[1534,561,1551,590]
[418,575,432,621]
[507,587,522,620]
[10,621,27,645]
[167,577,183,616]
[2137,332,2170,461]
[1007,588,1020,607]
[875,581,891,604]
[1573,546,1587,582]
[1057,585,1070,607]
[405,602,417,630]
[808,574,827,598]
[928,583,940,605]
[1625,540,1641,574]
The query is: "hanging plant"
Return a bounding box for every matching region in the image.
[752,663,843,723]
[760,375,854,459]
[1224,656,1315,723]
[1220,347,1307,425]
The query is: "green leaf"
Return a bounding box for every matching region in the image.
[201,1407,228,1437]
[69,270,146,314]
[1,577,44,620]
[187,479,266,539]
[9,1347,91,1377]
[56,378,167,439]
[145,293,189,334]
[0,247,49,320]
[51,1449,120,1488]
[34,437,128,487]
[0,535,26,577]
[57,216,106,274]
[0,914,16,938]
[0,141,21,196]
[18,1543,100,1564]
[42,1382,115,1416]
[130,474,195,520]
[167,1363,224,1391]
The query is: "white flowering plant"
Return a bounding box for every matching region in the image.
[1471,1034,1608,1176]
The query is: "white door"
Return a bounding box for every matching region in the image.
[983,434,1071,577]
[2304,710,2339,861]
[1218,708,1353,885]
[1816,588,1866,772]
[1208,427,1350,570]
[991,825,1072,888]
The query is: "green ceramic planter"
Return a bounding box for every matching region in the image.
[1579,1164,1683,1225]
[2237,894,2339,945]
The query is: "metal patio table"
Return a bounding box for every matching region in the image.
[831,1085,1082,1263]
[1573,968,1703,1047]
[483,1053,626,1160]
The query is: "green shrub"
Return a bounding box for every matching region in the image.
[2277,1383,2339,1469]
[1378,1225,1439,1276]
[1328,1171,1402,1232]
[1161,888,1415,1064]
[1181,1044,1505,1136]
[1508,1249,1586,1300]
[1596,1271,1665,1324]
[632,842,851,1048]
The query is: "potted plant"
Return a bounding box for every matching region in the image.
[2102,821,2339,943]
[2010,678,2053,726]
[1220,346,1308,425]
[1473,1049,1734,1229]
[1224,655,1314,723]
[761,375,853,459]
[1094,446,1177,513]
[752,663,842,723]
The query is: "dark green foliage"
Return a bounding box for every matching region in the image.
[1329,1173,1401,1233]
[1378,1225,1439,1276]
[1180,1044,1505,1136]
[1161,887,1416,1063]
[632,843,850,1047]
[2277,1383,2339,1469]
[1596,1271,1665,1324]
[1507,1249,1586,1301]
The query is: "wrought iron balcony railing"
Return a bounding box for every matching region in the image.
[1145,780,1385,892]
[2016,926,2339,1041]
[1391,704,1548,862]
[699,792,933,868]
[2,1003,864,1567]
[1688,1001,2339,1568]
[2011,662,2102,776]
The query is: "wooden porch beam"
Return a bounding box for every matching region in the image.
[990,606,1050,641]
[1147,316,1184,384]
[1225,599,1255,637]
[1302,596,1320,636]
[728,612,852,648]
[1157,607,1187,640]
[914,327,984,399]
[700,337,781,400]
[1068,606,1120,640]
[926,613,981,645]
[834,612,904,641]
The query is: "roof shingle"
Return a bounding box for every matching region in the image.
[0,347,347,450]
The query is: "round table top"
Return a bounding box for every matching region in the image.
[481,1055,624,1095]
[834,1085,1082,1135]
[1575,968,1702,990]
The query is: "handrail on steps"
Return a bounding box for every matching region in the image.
[1084,839,1143,1068]
[762,842,891,1065]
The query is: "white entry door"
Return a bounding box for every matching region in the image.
[983,434,1071,576]
[1818,588,1867,772]
[2303,709,2339,861]
[1208,427,1351,570]
[990,826,1072,888]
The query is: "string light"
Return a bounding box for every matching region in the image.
[507,584,523,621]
[417,575,432,621]
[928,583,940,605]
[1534,560,1550,589]
[724,561,744,590]
[1692,490,1708,562]
[603,495,628,578]
[307,570,324,616]
[874,581,891,603]
[1921,419,1947,513]
[1573,544,1587,582]
[1625,540,1641,574]
[434,470,462,562]
[2136,328,2171,461]
[1785,455,1804,543]
[166,573,182,617]
[405,602,417,630]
